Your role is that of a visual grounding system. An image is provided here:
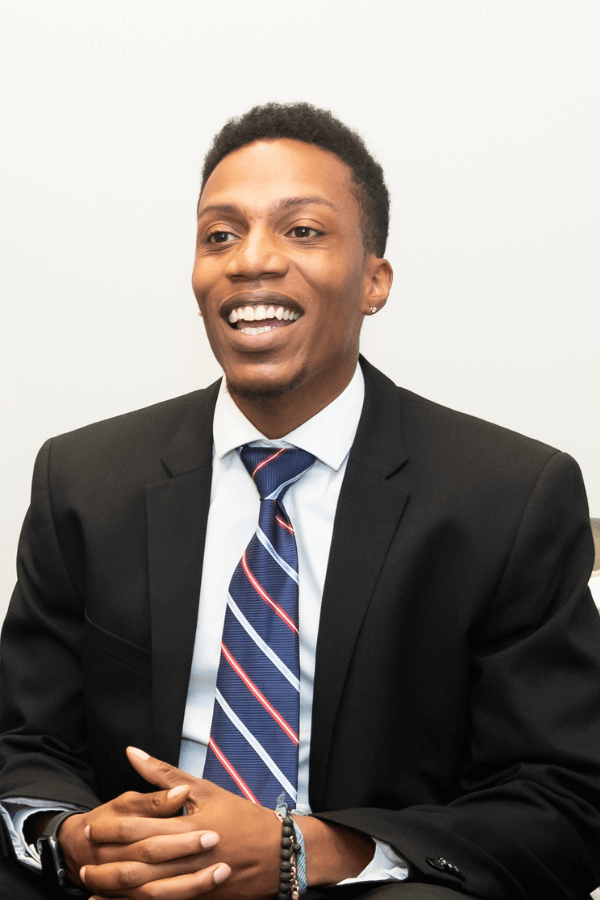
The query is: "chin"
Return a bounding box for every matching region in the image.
[225,366,308,403]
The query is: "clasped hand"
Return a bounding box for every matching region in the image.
[59,746,281,900]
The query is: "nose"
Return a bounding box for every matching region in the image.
[225,226,288,281]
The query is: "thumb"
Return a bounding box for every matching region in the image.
[127,746,194,793]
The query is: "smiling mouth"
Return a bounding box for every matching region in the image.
[227,304,302,335]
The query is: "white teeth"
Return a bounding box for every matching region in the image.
[240,325,274,335]
[228,304,301,327]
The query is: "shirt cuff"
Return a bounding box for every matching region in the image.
[0,798,82,872]
[338,838,410,884]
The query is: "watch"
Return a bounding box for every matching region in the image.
[36,810,88,896]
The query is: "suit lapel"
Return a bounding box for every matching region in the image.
[310,359,409,806]
[146,382,219,765]
[145,363,409,780]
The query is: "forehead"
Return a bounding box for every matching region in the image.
[199,138,359,217]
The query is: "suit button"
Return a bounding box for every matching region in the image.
[426,856,446,872]
[426,856,465,880]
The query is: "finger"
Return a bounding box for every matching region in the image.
[82,853,215,889]
[126,747,195,795]
[82,859,230,897]
[136,863,231,899]
[108,784,190,822]
[86,862,231,900]
[87,829,220,864]
[87,864,230,900]
[88,812,205,845]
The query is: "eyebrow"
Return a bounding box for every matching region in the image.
[197,196,337,220]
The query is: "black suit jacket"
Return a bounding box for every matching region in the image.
[1,358,600,900]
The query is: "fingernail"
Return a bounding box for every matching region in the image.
[200,831,219,849]
[84,825,90,840]
[79,867,87,883]
[167,784,188,800]
[128,746,150,760]
[213,863,231,884]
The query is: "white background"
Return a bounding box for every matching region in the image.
[1,0,598,622]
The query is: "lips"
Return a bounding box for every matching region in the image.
[222,291,303,335]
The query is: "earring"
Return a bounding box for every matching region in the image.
[370,307,378,314]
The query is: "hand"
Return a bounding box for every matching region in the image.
[80,747,375,898]
[93,748,373,897]
[92,746,282,899]
[77,747,281,899]
[59,778,230,899]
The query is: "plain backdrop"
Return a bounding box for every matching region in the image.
[1,0,598,623]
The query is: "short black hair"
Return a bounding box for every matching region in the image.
[200,102,390,257]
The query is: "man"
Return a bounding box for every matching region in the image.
[1,103,600,900]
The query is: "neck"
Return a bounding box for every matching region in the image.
[227,365,357,439]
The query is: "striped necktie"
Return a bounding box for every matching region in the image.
[203,445,316,807]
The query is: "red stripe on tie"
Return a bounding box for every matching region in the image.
[208,737,259,804]
[242,551,299,634]
[221,643,299,746]
[252,448,286,480]
[276,515,294,534]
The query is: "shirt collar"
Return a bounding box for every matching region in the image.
[213,365,365,472]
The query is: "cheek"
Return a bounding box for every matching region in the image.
[315,271,365,326]
[191,258,218,300]
[310,258,364,299]
[191,268,202,302]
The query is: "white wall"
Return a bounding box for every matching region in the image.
[1,0,598,621]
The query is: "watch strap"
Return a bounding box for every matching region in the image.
[36,809,88,896]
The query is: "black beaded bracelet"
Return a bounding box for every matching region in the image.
[274,806,302,900]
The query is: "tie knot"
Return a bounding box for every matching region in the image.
[239,446,316,501]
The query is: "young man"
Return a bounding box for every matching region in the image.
[1,103,599,900]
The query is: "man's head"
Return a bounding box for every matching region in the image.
[192,105,393,437]
[200,102,390,258]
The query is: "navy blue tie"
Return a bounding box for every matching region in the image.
[203,446,316,807]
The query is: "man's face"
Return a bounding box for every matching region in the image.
[192,138,390,415]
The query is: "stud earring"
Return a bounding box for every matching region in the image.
[370,307,378,314]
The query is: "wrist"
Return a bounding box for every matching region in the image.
[295,816,374,886]
[36,811,87,896]
[56,812,87,885]
[23,811,56,846]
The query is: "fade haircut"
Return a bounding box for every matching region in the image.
[200,102,390,257]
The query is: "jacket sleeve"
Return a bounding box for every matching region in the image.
[315,452,600,900]
[0,438,101,822]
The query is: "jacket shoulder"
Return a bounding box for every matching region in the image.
[360,358,574,492]
[51,386,214,445]
[398,383,559,457]
[36,382,220,493]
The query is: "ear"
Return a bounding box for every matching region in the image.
[361,256,393,316]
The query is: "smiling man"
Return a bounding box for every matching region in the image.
[1,103,600,900]
[193,135,391,434]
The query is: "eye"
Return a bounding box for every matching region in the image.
[287,225,321,239]
[207,230,237,244]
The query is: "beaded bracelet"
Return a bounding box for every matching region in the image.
[274,800,304,900]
